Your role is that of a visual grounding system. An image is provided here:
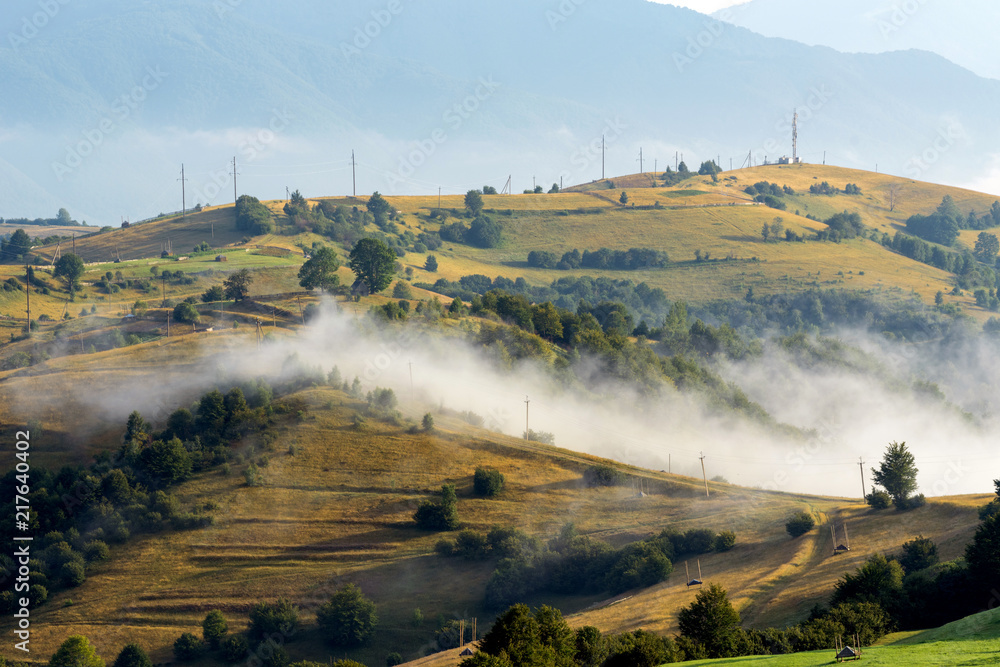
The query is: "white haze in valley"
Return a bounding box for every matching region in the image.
[29,299,995,500]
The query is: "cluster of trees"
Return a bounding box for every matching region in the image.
[0,378,306,615]
[973,287,1000,312]
[416,273,671,331]
[0,228,33,263]
[435,522,735,611]
[961,200,1000,230]
[808,181,844,195]
[235,195,274,235]
[527,247,669,271]
[440,215,504,249]
[170,587,378,665]
[461,604,684,667]
[904,196,1000,250]
[744,181,793,210]
[661,161,692,187]
[816,211,865,242]
[1,209,82,227]
[414,484,460,531]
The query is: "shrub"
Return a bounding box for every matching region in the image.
[386,653,403,666]
[222,635,249,662]
[83,540,110,562]
[714,531,736,552]
[248,599,299,640]
[584,465,627,487]
[866,490,892,510]
[60,561,86,587]
[453,530,490,560]
[173,633,206,661]
[392,281,413,299]
[317,584,379,647]
[112,643,152,667]
[422,413,435,431]
[203,610,229,649]
[474,467,505,497]
[899,536,938,573]
[256,638,288,667]
[173,301,200,324]
[414,484,459,531]
[785,512,816,538]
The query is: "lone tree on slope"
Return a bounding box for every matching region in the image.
[871,441,918,510]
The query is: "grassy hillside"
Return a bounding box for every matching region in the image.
[671,606,1000,666]
[0,344,986,665]
[9,164,997,323]
[31,207,248,265]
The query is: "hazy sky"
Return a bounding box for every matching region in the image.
[649,0,749,13]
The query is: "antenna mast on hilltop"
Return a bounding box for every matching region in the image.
[792,110,798,163]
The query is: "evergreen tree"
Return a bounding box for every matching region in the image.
[871,441,918,509]
[112,644,151,667]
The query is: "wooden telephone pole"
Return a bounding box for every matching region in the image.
[859,457,867,498]
[699,452,710,498]
[24,263,30,336]
[524,396,530,440]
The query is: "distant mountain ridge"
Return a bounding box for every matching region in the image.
[1,0,999,223]
[714,0,1000,80]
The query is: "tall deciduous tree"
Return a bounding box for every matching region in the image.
[871,441,918,508]
[202,610,229,649]
[349,238,396,294]
[50,635,106,667]
[223,268,253,302]
[974,232,999,264]
[316,584,379,647]
[54,253,85,290]
[366,192,391,221]
[4,228,32,261]
[677,584,741,658]
[298,246,341,291]
[465,190,484,216]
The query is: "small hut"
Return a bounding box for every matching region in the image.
[351,279,370,298]
[835,646,859,662]
[459,648,475,657]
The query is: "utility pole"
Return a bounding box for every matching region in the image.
[351,150,357,197]
[859,457,867,498]
[524,396,530,440]
[178,164,188,217]
[231,156,239,206]
[675,151,679,171]
[699,452,710,498]
[637,147,643,174]
[166,311,170,337]
[438,187,441,209]
[408,361,414,398]
[24,263,30,337]
[602,135,605,180]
